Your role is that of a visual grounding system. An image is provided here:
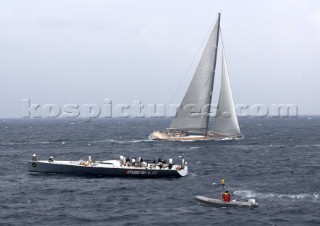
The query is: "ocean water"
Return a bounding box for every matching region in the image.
[0,117,319,225]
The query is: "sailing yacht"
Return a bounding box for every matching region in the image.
[148,13,243,141]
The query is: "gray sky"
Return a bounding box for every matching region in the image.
[1,0,320,118]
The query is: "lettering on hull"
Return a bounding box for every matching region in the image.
[126,170,157,175]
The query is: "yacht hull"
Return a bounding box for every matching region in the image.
[28,160,188,178]
[148,131,243,141]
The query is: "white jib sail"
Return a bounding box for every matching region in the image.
[212,50,241,136]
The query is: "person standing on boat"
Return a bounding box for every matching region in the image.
[122,155,126,165]
[181,157,185,169]
[132,157,136,167]
[168,157,173,169]
[222,190,230,202]
[159,161,163,169]
[32,154,38,161]
[138,157,144,167]
[120,154,124,165]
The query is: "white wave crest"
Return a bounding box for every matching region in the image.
[234,190,319,202]
[92,139,152,144]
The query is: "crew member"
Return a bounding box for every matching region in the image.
[120,154,124,165]
[159,161,163,169]
[32,154,38,161]
[222,190,230,202]
[181,157,185,169]
[48,156,54,162]
[132,157,136,167]
[168,157,173,169]
[123,155,126,165]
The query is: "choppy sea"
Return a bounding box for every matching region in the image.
[0,117,319,225]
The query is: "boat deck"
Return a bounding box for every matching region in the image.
[34,159,181,170]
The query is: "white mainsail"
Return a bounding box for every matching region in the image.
[211,50,241,136]
[170,14,220,130]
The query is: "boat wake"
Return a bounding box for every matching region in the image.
[92,139,153,144]
[1,139,69,146]
[2,138,156,147]
[234,190,319,202]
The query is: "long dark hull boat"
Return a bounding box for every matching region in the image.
[28,158,188,178]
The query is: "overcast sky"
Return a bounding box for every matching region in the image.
[0,0,320,118]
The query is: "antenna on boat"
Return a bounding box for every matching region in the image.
[221,178,225,191]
